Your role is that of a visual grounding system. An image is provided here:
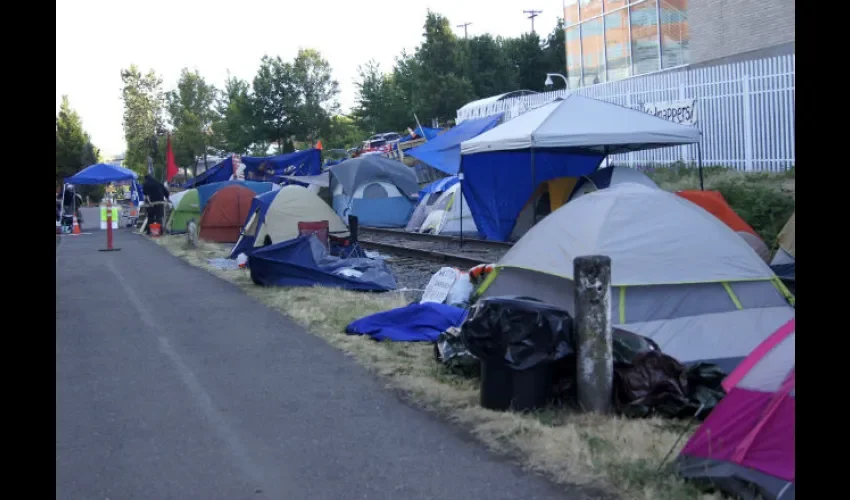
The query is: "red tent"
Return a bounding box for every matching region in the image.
[198,184,255,243]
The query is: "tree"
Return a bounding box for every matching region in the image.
[504,33,549,92]
[352,60,403,134]
[292,48,340,145]
[252,55,300,153]
[121,65,166,177]
[56,96,91,184]
[213,74,256,155]
[542,19,567,88]
[323,115,366,150]
[463,34,519,99]
[166,68,218,178]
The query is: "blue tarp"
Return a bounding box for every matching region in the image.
[248,235,397,292]
[406,115,502,175]
[229,190,279,258]
[183,149,323,188]
[66,163,138,185]
[399,126,442,143]
[345,302,468,342]
[417,175,458,201]
[196,181,275,212]
[461,149,604,241]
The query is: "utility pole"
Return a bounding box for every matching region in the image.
[523,9,542,34]
[457,22,472,38]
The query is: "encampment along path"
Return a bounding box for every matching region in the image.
[56,229,594,500]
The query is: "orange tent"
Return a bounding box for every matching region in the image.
[198,184,256,243]
[676,190,770,263]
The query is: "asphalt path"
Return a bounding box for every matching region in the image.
[56,228,589,500]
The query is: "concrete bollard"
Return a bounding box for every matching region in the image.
[573,255,613,414]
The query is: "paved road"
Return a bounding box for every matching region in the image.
[57,230,586,500]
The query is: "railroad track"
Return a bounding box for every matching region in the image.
[358,227,513,268]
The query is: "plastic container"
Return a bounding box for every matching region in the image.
[149,222,162,237]
[480,361,552,412]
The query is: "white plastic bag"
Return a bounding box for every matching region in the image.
[236,253,248,268]
[446,272,474,307]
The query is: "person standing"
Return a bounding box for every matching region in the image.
[142,175,169,234]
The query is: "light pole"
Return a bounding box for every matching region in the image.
[544,73,569,89]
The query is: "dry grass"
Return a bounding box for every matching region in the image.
[154,233,725,500]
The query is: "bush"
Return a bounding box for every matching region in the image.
[713,178,794,247]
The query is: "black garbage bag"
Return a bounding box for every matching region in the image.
[434,326,480,377]
[614,349,727,419]
[461,296,574,412]
[460,296,573,371]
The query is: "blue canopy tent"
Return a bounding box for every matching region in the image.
[458,94,703,241]
[406,114,503,175]
[196,180,276,212]
[182,149,323,188]
[65,163,138,185]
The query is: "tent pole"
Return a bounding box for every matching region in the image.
[697,142,704,191]
[459,169,464,249]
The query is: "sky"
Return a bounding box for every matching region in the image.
[56,0,563,157]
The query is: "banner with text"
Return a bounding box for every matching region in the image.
[642,99,699,126]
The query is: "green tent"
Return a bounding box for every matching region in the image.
[167,189,201,233]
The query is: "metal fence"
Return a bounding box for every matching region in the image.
[456,53,795,172]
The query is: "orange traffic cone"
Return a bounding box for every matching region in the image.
[72,214,82,235]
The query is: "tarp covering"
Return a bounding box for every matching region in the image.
[417,175,458,201]
[66,163,138,185]
[278,172,330,188]
[197,180,275,212]
[183,149,322,188]
[460,94,702,155]
[406,114,502,174]
[462,150,603,241]
[329,156,418,198]
[248,235,397,292]
[345,302,468,342]
[399,126,442,143]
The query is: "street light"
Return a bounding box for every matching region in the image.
[544,73,569,88]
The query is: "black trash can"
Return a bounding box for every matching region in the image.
[461,296,574,412]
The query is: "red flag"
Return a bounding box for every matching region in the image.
[165,135,179,182]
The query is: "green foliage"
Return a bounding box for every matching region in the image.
[713,178,795,247]
[292,48,340,145]
[324,115,366,150]
[121,65,166,175]
[252,55,301,152]
[213,75,255,155]
[56,96,90,183]
[166,68,219,177]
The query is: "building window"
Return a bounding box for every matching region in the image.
[630,0,660,75]
[660,0,689,68]
[564,0,580,24]
[581,17,606,85]
[605,10,631,81]
[579,0,604,20]
[565,25,583,88]
[603,0,628,11]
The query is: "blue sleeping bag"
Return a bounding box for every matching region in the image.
[346,302,468,342]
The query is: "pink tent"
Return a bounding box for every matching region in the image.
[678,318,795,499]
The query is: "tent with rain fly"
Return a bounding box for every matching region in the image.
[405,114,503,175]
[182,149,323,188]
[677,190,771,263]
[329,156,418,227]
[678,318,795,499]
[568,165,660,201]
[196,180,276,213]
[476,184,795,373]
[229,185,349,258]
[459,94,703,241]
[771,212,795,266]
[406,176,458,232]
[416,182,479,237]
[166,189,201,233]
[198,184,256,243]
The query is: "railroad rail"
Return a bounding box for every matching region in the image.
[358,226,513,268]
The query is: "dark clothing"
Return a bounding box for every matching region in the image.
[143,177,169,203]
[147,204,164,227]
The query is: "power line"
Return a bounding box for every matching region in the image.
[457,22,472,38]
[523,9,542,34]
